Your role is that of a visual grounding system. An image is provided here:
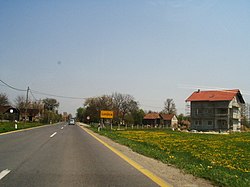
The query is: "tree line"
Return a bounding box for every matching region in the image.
[76,92,179,126]
[0,93,61,123]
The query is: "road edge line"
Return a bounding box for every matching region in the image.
[80,126,172,187]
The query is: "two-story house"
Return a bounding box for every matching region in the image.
[186,89,245,131]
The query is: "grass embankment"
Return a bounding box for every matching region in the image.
[91,127,250,187]
[0,121,46,134]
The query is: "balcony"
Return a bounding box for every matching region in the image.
[215,113,228,117]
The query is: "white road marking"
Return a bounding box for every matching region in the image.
[0,169,11,180]
[61,127,64,130]
[50,132,57,138]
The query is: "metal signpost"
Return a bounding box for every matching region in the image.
[100,110,114,129]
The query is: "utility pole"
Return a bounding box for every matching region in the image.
[24,86,30,123]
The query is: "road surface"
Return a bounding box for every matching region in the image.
[0,123,161,187]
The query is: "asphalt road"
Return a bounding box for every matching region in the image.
[0,123,159,187]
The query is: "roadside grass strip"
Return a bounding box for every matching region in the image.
[91,128,250,187]
[0,122,51,135]
[80,126,172,187]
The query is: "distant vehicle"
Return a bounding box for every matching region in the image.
[68,118,75,125]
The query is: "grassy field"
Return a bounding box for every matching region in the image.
[0,121,46,134]
[92,127,250,187]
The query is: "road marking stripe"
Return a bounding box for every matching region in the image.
[50,132,57,138]
[0,169,11,180]
[81,127,172,187]
[61,127,64,130]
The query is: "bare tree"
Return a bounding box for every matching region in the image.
[0,93,10,106]
[15,95,26,109]
[162,98,177,114]
[112,92,138,124]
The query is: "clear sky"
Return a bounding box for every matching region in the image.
[1,0,250,115]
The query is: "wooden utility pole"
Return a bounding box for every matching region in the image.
[24,86,29,123]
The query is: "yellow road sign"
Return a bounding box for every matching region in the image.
[100,110,114,119]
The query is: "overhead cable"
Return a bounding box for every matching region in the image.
[29,89,39,101]
[0,79,26,92]
[0,80,87,100]
[31,89,87,100]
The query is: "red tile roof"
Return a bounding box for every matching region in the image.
[161,114,175,120]
[186,89,244,103]
[143,112,161,120]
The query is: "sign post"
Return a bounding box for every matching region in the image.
[100,110,114,129]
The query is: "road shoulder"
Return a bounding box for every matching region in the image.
[78,124,215,187]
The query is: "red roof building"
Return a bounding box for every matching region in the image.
[186,89,245,131]
[143,112,178,128]
[186,89,245,103]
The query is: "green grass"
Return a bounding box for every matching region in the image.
[0,121,46,133]
[90,127,250,187]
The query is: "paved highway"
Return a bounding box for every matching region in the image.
[0,123,161,187]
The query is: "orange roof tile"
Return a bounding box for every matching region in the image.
[186,89,244,103]
[161,114,175,120]
[143,112,161,120]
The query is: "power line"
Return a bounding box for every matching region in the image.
[1,79,87,100]
[29,89,39,101]
[0,80,26,92]
[30,89,87,100]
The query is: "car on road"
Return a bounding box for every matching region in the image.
[68,118,75,125]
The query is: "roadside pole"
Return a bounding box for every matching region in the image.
[24,86,30,124]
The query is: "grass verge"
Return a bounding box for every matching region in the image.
[90,127,250,187]
[0,121,46,134]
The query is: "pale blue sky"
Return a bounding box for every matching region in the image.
[1,0,250,115]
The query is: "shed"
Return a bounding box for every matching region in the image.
[143,112,161,126]
[161,114,178,128]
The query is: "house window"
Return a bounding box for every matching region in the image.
[208,121,213,126]
[195,109,202,115]
[195,120,201,126]
[208,109,213,114]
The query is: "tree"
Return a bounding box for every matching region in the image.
[131,109,145,125]
[41,98,60,123]
[0,93,10,106]
[83,93,139,125]
[76,107,86,122]
[15,95,26,109]
[162,98,177,114]
[241,103,250,128]
[84,95,112,123]
[43,98,59,111]
[112,92,139,124]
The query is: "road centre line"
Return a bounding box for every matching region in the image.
[80,126,172,187]
[0,169,11,180]
[61,127,64,130]
[50,132,57,138]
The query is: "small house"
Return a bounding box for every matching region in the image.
[143,112,178,128]
[161,114,178,128]
[143,112,161,127]
[0,105,20,121]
